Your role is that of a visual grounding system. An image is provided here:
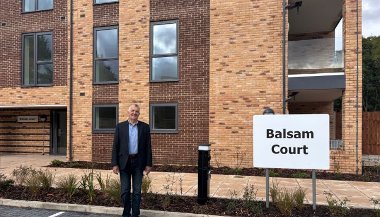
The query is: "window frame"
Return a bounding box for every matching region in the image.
[93,0,118,5]
[93,26,119,84]
[22,0,54,13]
[22,32,54,87]
[150,20,179,82]
[150,103,178,133]
[93,104,118,132]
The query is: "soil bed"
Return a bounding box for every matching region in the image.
[0,185,378,217]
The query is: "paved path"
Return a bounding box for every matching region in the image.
[1,154,380,211]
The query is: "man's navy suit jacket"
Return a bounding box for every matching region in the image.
[111,120,152,171]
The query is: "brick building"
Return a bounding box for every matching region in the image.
[0,0,362,173]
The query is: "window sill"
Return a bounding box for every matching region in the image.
[93,129,115,134]
[151,130,178,134]
[21,9,53,14]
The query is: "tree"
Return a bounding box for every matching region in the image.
[363,36,380,111]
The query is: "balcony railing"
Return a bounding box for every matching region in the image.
[330,139,344,150]
[289,37,343,70]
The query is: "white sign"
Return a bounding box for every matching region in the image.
[253,114,329,170]
[17,116,39,123]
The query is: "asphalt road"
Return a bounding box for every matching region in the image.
[0,205,120,217]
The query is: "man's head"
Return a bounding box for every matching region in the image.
[128,104,140,124]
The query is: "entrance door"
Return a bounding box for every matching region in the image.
[51,110,67,155]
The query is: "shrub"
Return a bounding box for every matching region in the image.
[325,191,350,217]
[12,165,36,186]
[370,198,380,217]
[104,179,121,204]
[25,173,41,195]
[96,173,110,192]
[50,159,64,167]
[242,184,263,215]
[276,188,295,216]
[270,183,306,216]
[37,169,55,189]
[142,175,152,194]
[79,170,96,203]
[291,172,309,179]
[0,173,14,189]
[293,187,306,209]
[56,174,78,199]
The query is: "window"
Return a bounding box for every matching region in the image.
[94,0,118,4]
[150,104,178,132]
[22,32,53,86]
[94,27,118,83]
[23,0,53,12]
[93,105,118,131]
[150,21,178,81]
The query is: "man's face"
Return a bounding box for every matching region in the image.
[128,105,140,122]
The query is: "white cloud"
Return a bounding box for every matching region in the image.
[363,0,380,37]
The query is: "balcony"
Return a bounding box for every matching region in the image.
[287,0,344,102]
[288,37,343,72]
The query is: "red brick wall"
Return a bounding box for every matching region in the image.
[93,2,119,27]
[92,2,119,163]
[150,0,210,165]
[0,0,68,87]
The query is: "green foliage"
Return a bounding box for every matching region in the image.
[0,173,14,189]
[37,169,55,189]
[96,173,110,192]
[50,159,64,167]
[269,170,280,177]
[142,175,152,194]
[270,182,306,216]
[370,198,380,217]
[12,165,37,186]
[56,174,78,199]
[104,179,121,204]
[275,188,294,216]
[79,170,96,203]
[293,187,306,209]
[25,173,40,195]
[291,172,310,179]
[325,192,350,217]
[241,184,263,215]
[363,36,380,111]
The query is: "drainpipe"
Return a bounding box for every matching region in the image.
[355,0,359,175]
[69,0,74,161]
[282,0,287,114]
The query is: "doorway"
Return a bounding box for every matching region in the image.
[51,110,67,155]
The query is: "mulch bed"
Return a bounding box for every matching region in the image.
[48,161,380,182]
[0,185,378,216]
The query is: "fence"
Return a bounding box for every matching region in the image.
[363,112,380,155]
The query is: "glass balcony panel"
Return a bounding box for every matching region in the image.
[288,37,343,70]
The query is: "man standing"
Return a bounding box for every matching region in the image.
[111,104,152,217]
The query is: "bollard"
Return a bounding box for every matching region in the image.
[197,144,211,205]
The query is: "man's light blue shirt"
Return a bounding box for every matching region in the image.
[128,121,138,154]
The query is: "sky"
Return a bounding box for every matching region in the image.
[363,0,380,37]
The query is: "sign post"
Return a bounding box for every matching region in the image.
[253,114,329,211]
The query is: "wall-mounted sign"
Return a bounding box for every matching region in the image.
[17,116,39,123]
[253,114,329,170]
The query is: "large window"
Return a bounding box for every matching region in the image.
[150,21,178,81]
[94,0,118,4]
[93,105,118,131]
[94,27,118,83]
[150,104,178,132]
[23,0,53,12]
[22,32,53,86]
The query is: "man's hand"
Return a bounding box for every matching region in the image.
[144,166,152,175]
[112,165,120,175]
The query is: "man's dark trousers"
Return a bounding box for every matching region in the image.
[120,157,143,217]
